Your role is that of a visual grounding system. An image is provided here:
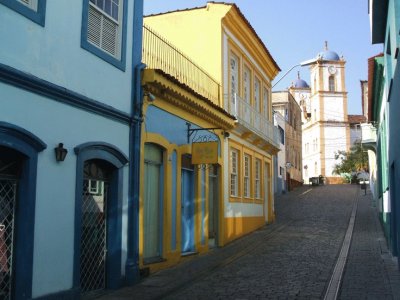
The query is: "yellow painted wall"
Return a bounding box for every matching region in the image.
[145,4,229,92]
[224,216,265,244]
[138,92,230,274]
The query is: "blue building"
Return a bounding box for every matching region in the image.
[367,0,400,264]
[0,0,143,298]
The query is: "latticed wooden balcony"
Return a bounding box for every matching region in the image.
[142,25,221,104]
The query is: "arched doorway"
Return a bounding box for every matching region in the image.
[80,159,113,293]
[0,146,24,299]
[143,143,164,262]
[74,142,127,295]
[0,122,46,300]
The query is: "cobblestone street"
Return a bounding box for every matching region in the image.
[99,184,400,300]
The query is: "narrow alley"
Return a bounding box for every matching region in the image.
[98,184,400,300]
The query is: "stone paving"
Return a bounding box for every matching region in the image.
[97,184,400,300]
[338,188,400,300]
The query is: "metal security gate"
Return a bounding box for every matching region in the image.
[0,178,17,300]
[80,159,111,294]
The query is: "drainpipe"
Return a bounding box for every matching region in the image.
[125,0,145,284]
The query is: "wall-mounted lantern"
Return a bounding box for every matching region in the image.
[55,143,68,162]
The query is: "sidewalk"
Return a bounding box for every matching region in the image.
[338,188,400,299]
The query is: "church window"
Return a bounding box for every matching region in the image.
[329,75,335,92]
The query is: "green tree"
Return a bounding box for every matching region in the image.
[333,142,369,175]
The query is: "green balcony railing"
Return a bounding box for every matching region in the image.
[142,25,221,104]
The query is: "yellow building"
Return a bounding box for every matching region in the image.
[140,26,235,273]
[145,2,280,245]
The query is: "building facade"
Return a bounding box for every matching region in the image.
[273,111,286,195]
[348,115,367,145]
[0,1,144,298]
[144,2,280,245]
[139,25,236,274]
[366,0,400,264]
[291,44,350,184]
[272,91,303,190]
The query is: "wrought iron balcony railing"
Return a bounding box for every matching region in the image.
[142,25,221,104]
[226,93,280,147]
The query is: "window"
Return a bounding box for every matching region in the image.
[243,154,251,198]
[280,167,284,176]
[230,148,239,197]
[314,162,318,175]
[255,159,261,199]
[144,143,164,260]
[254,77,261,112]
[278,126,284,145]
[329,75,335,92]
[0,0,46,26]
[81,0,127,70]
[263,87,269,119]
[18,0,36,9]
[243,65,251,104]
[230,52,239,107]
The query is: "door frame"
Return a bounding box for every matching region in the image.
[73,142,128,291]
[0,122,46,300]
[181,167,195,253]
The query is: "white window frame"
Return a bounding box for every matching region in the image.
[243,65,251,104]
[230,52,239,108]
[254,77,261,112]
[230,148,239,197]
[87,0,123,59]
[255,159,261,199]
[244,154,251,198]
[263,87,269,120]
[18,0,37,10]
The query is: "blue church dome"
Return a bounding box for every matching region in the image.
[294,78,309,88]
[318,50,340,61]
[293,72,309,88]
[318,41,340,61]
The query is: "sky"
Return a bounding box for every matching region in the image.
[144,0,382,115]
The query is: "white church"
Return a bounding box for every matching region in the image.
[289,42,351,184]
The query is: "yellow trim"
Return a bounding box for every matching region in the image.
[242,147,253,202]
[223,6,279,80]
[264,159,274,222]
[139,133,178,273]
[227,40,273,119]
[143,69,235,131]
[229,144,242,201]
[254,153,263,204]
[228,140,270,204]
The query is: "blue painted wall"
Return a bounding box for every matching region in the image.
[0,0,143,298]
[0,1,137,113]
